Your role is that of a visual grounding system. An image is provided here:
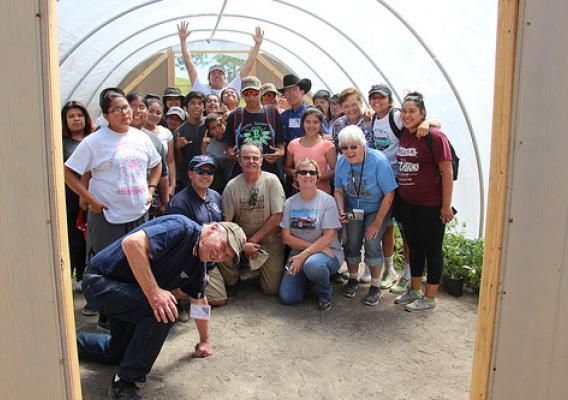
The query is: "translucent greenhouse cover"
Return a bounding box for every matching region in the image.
[57,0,498,238]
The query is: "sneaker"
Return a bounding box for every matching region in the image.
[109,378,141,399]
[343,278,359,298]
[394,288,423,305]
[176,303,189,323]
[390,277,410,294]
[380,272,399,289]
[330,272,347,285]
[406,297,437,312]
[363,286,381,306]
[317,297,332,311]
[81,304,99,317]
[359,266,371,283]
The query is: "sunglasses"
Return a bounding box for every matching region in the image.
[249,186,258,207]
[297,170,317,176]
[340,144,359,151]
[242,89,260,97]
[194,167,216,175]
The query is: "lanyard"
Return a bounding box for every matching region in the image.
[350,149,366,204]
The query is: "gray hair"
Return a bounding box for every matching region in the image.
[338,125,367,147]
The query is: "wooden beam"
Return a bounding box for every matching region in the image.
[123,53,168,94]
[257,54,284,81]
[167,48,176,87]
[470,1,520,399]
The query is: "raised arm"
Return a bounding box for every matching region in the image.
[239,26,264,78]
[178,20,198,85]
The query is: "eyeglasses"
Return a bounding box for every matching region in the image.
[109,104,131,114]
[242,89,260,97]
[249,186,258,207]
[131,105,147,111]
[340,144,359,151]
[194,167,216,175]
[296,170,317,176]
[241,155,262,162]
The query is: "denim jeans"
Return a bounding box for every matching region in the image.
[279,252,341,304]
[344,210,392,267]
[77,271,173,383]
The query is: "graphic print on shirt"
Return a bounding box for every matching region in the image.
[290,208,317,229]
[373,126,394,151]
[240,121,272,146]
[111,143,148,196]
[345,168,372,199]
[397,146,420,185]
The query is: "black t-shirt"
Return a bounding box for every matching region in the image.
[63,137,82,215]
[176,120,206,186]
[88,215,206,298]
[224,107,284,176]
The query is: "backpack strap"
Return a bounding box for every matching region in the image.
[264,106,276,147]
[370,113,378,149]
[234,107,244,150]
[388,107,402,138]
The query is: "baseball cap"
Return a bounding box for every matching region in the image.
[188,155,216,171]
[368,84,392,98]
[166,106,186,121]
[219,222,246,258]
[241,76,262,92]
[208,64,226,75]
[261,83,278,96]
[163,87,183,98]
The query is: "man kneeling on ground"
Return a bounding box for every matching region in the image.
[207,143,285,304]
[77,215,245,399]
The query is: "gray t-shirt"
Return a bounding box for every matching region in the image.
[280,190,344,265]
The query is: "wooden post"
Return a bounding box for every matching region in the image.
[470,1,519,399]
[0,0,81,398]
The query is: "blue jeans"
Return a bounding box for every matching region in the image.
[77,272,173,382]
[279,252,341,304]
[344,211,392,267]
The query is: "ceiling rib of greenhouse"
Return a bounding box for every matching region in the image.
[57,0,498,237]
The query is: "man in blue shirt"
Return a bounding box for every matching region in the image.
[166,155,222,223]
[77,215,245,399]
[278,73,312,144]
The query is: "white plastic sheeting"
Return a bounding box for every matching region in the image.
[57,0,497,237]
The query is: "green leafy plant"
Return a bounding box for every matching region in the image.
[442,220,484,292]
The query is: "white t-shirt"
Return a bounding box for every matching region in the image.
[371,109,403,175]
[64,126,161,224]
[191,74,242,96]
[143,125,173,155]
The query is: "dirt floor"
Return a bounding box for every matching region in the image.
[75,275,478,400]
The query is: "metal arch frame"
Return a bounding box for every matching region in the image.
[59,0,160,65]
[84,33,334,110]
[276,0,486,237]
[65,13,373,104]
[274,0,403,105]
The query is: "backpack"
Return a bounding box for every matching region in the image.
[425,130,460,180]
[233,105,277,150]
[370,107,402,141]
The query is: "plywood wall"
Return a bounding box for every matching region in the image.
[0,0,80,398]
[473,0,568,399]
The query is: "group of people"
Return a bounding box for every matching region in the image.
[62,20,455,399]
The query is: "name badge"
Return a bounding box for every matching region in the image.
[289,118,301,128]
[190,304,211,320]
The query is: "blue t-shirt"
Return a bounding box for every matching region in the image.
[165,186,222,225]
[334,147,398,213]
[281,103,308,144]
[88,215,207,298]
